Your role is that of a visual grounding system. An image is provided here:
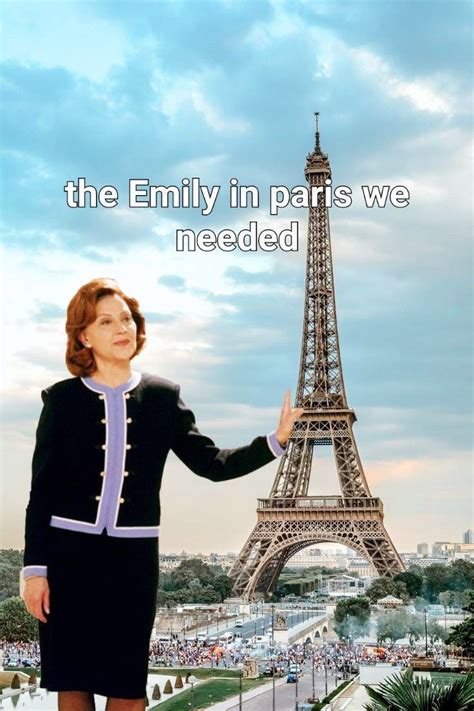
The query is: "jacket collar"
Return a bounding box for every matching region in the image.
[80,371,142,395]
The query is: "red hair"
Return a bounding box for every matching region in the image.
[65,278,146,376]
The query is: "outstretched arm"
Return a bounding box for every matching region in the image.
[170,387,303,482]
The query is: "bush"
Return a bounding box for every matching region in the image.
[11,673,20,689]
[175,674,183,688]
[163,679,173,694]
[152,683,161,700]
[364,669,474,710]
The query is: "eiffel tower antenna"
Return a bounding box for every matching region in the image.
[314,111,321,153]
[229,116,404,600]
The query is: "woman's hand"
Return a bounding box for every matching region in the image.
[24,577,50,623]
[275,390,304,447]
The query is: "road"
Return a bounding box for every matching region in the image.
[225,659,347,711]
[202,608,326,641]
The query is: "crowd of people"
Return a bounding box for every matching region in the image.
[1,637,417,675]
[1,641,41,668]
[312,642,414,675]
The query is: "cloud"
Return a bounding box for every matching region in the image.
[224,266,275,285]
[34,302,65,320]
[158,274,186,290]
[349,47,455,116]
[1,0,130,82]
[143,311,176,324]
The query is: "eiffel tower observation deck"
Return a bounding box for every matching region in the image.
[229,115,404,600]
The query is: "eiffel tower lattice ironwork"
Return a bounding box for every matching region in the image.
[229,115,404,600]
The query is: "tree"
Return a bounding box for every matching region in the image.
[376,611,409,645]
[427,619,447,644]
[414,596,430,612]
[171,559,215,589]
[0,550,24,602]
[0,596,38,642]
[446,591,474,658]
[439,591,455,611]
[334,597,370,641]
[366,577,408,604]
[438,589,472,612]
[212,574,233,602]
[449,560,474,592]
[423,565,452,602]
[364,668,474,710]
[155,558,233,606]
[407,614,424,645]
[394,571,423,599]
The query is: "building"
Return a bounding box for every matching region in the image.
[464,530,473,544]
[347,558,377,579]
[402,554,449,568]
[432,541,452,557]
[321,574,367,598]
[416,543,429,557]
[432,542,474,560]
[377,595,404,610]
[285,547,351,570]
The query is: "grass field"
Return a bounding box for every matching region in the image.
[149,667,242,679]
[150,677,267,710]
[430,671,472,684]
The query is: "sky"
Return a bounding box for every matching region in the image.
[1,0,472,558]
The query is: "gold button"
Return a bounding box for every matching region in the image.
[119,497,125,504]
[123,471,129,477]
[102,444,107,450]
[95,496,101,501]
[127,417,133,423]
[126,444,132,450]
[99,395,105,400]
[101,418,107,424]
[100,471,106,477]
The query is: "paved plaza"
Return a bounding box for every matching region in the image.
[0,673,188,710]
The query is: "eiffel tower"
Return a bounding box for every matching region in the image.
[230,115,404,600]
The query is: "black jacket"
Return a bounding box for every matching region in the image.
[23,373,279,570]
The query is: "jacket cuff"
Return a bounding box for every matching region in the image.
[22,565,48,579]
[266,431,286,458]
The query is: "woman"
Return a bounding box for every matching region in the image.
[22,277,303,711]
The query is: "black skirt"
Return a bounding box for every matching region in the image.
[39,527,159,699]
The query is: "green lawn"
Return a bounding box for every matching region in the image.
[150,677,266,710]
[430,672,471,685]
[149,667,242,679]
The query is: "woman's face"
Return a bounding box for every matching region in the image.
[81,294,137,365]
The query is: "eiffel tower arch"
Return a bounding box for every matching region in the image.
[229,115,404,600]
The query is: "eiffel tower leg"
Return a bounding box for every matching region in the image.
[229,522,277,599]
[333,425,371,497]
[259,542,306,594]
[354,521,404,577]
[269,438,313,498]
